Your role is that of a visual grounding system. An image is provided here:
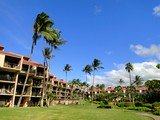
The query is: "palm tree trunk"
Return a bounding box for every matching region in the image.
[91,70,95,103]
[17,41,35,107]
[41,41,47,107]
[66,71,67,83]
[86,73,87,84]
[129,72,131,102]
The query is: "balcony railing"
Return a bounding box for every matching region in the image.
[0,74,15,81]
[33,80,42,87]
[37,72,44,76]
[16,90,30,95]
[0,88,14,95]
[21,67,36,74]
[32,92,41,96]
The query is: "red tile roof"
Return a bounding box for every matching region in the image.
[22,59,44,67]
[135,86,148,91]
[106,87,115,91]
[0,51,22,58]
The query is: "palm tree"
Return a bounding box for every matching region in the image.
[68,79,80,99]
[91,59,103,102]
[63,64,72,83]
[99,84,105,90]
[17,12,65,107]
[125,63,133,86]
[82,64,93,84]
[81,82,87,100]
[134,75,143,86]
[42,47,53,106]
[118,79,124,86]
[125,62,133,102]
[156,64,160,69]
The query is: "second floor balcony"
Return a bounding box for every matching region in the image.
[4,56,21,70]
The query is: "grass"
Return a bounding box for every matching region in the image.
[0,103,152,120]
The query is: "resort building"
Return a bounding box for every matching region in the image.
[0,44,149,107]
[0,45,72,107]
[87,86,148,96]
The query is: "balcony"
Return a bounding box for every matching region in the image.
[3,56,21,71]
[32,79,43,88]
[17,76,32,86]
[0,85,14,95]
[16,86,30,96]
[21,64,36,75]
[0,72,16,83]
[36,67,44,77]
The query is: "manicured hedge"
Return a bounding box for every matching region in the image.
[153,110,160,116]
[127,107,152,112]
[97,105,112,109]
[152,102,160,109]
[97,102,112,109]
[135,102,143,107]
[117,102,134,107]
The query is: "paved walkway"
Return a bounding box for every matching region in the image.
[136,112,160,120]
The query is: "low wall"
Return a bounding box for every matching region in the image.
[50,99,79,105]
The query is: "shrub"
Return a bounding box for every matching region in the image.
[127,107,152,112]
[153,110,160,116]
[152,102,160,109]
[97,105,112,109]
[135,102,143,107]
[117,102,134,107]
[93,101,101,104]
[143,103,153,109]
[97,102,112,109]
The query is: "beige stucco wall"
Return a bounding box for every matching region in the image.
[0,54,5,67]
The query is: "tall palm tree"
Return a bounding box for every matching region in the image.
[81,81,87,99]
[125,63,133,87]
[82,64,93,84]
[91,59,103,101]
[42,47,53,106]
[17,12,65,107]
[125,62,133,102]
[134,75,143,86]
[63,64,72,83]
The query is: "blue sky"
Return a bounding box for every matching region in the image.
[1,0,160,86]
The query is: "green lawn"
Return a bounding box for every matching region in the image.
[0,104,152,120]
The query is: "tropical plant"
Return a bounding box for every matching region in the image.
[82,64,93,84]
[118,79,124,86]
[68,79,82,99]
[91,59,103,102]
[133,75,143,86]
[42,47,53,106]
[125,62,133,102]
[63,64,72,83]
[156,64,160,69]
[96,84,105,90]
[17,12,65,107]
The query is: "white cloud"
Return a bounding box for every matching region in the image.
[130,44,160,60]
[87,62,160,87]
[94,5,102,14]
[153,5,160,16]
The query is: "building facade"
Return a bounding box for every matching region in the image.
[0,45,73,107]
